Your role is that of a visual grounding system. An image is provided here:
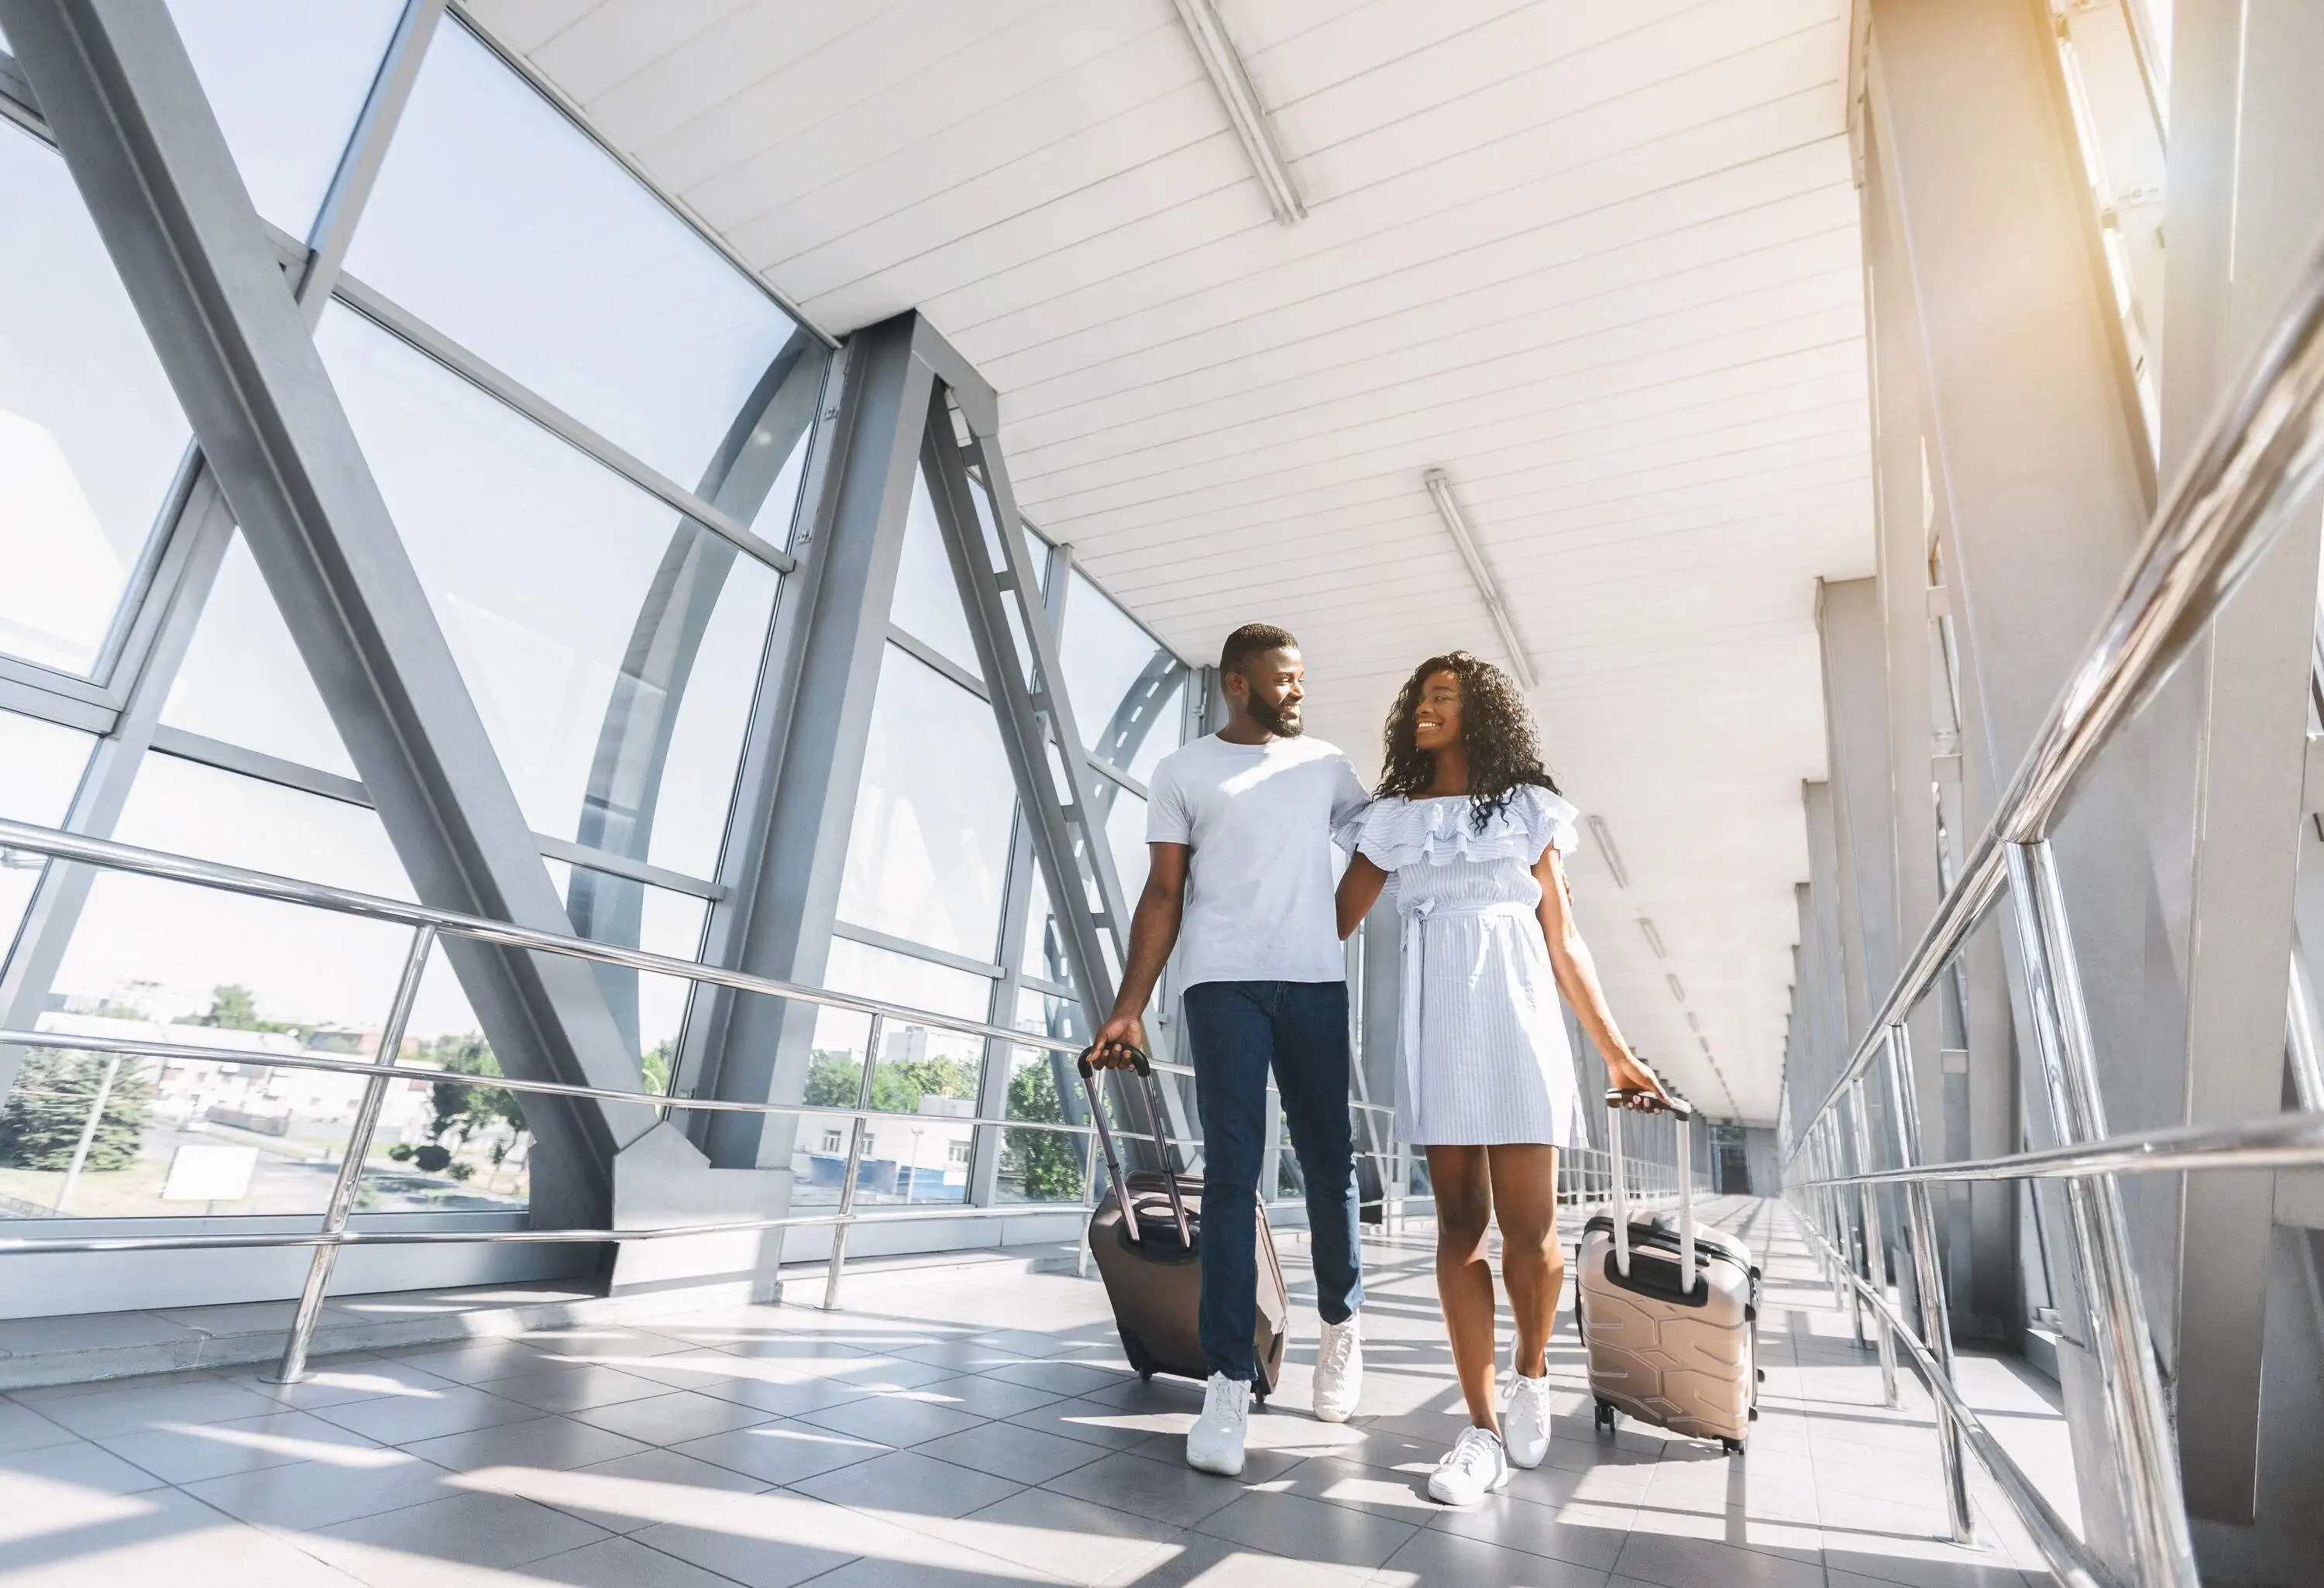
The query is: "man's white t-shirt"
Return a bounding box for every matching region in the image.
[1146,733,1372,988]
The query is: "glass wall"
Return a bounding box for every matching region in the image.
[0,1,1200,1251]
[0,5,823,1229]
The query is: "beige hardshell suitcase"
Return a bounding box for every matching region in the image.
[1576,1091,1760,1450]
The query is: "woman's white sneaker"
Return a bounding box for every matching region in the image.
[1312,1315,1363,1422]
[1426,1425,1511,1505]
[1504,1371,1553,1468]
[1185,1373,1252,1476]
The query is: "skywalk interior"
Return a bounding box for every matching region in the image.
[0,2,2319,1586]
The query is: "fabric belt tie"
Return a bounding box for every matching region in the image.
[1398,897,1539,1131]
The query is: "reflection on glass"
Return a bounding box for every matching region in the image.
[345,16,805,490]
[792,940,991,1207]
[1102,786,1151,906]
[1059,572,1185,772]
[997,988,1088,1205]
[165,0,404,237]
[837,645,1016,961]
[889,468,980,679]
[317,306,776,872]
[0,126,191,677]
[29,759,421,1218]
[162,531,359,778]
[0,710,95,957]
[362,943,532,1213]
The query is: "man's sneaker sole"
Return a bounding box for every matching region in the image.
[1426,1466,1511,1506]
[1186,1447,1246,1478]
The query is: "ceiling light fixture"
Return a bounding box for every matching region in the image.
[1423,469,1537,692]
[1666,973,1686,1003]
[1638,917,1666,958]
[1587,815,1628,888]
[1171,0,1307,225]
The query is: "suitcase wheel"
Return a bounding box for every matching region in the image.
[1593,1399,1616,1432]
[1721,1437,1745,1456]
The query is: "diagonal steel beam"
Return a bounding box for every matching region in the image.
[4,0,651,1227]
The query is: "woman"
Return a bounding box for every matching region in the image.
[1336,652,1669,1506]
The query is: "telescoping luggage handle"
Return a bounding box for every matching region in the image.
[1077,1045,1191,1248]
[1605,1087,1697,1291]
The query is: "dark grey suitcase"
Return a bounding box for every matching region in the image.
[1576,1091,1762,1450]
[1079,1050,1289,1398]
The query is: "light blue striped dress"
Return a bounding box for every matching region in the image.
[1347,786,1589,1148]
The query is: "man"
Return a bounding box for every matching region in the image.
[1091,623,1371,1477]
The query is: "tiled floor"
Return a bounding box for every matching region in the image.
[0,1199,2071,1586]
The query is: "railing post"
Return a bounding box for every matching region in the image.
[53,1051,125,1213]
[823,1012,885,1311]
[1882,1021,1976,1545]
[266,923,436,1384]
[2003,840,2199,1588]
[1846,1078,1902,1408]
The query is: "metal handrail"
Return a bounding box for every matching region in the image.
[1789,233,2324,1162]
[1793,1107,2324,1186]
[0,817,1088,1061]
[1779,235,2324,1581]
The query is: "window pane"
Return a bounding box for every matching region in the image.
[1101,786,1151,906]
[837,645,1016,961]
[997,988,1088,1206]
[167,0,404,237]
[0,125,191,678]
[793,939,991,1207]
[889,468,979,679]
[344,16,805,490]
[360,944,529,1212]
[0,711,95,958]
[543,854,708,1091]
[162,531,359,779]
[1059,572,1184,772]
[15,760,419,1218]
[317,306,775,868]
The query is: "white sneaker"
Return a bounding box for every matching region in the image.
[1504,1370,1553,1469]
[1427,1425,1511,1505]
[1185,1372,1251,1476]
[1312,1315,1363,1422]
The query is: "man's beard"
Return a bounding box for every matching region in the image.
[1248,695,1303,737]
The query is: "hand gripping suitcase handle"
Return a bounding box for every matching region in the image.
[1078,1045,1191,1247]
[1604,1088,1696,1290]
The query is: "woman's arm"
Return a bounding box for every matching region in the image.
[1534,847,1667,1098]
[1336,854,1387,940]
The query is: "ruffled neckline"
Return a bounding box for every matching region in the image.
[1342,786,1577,870]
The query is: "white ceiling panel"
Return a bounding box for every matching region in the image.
[469,0,1873,1122]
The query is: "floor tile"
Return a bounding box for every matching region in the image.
[98,1406,394,1485]
[520,1532,756,1588]
[569,1387,775,1445]
[1096,1531,1375,1586]
[0,1435,173,1497]
[307,1489,608,1583]
[1038,1446,1267,1528]
[792,1447,1027,1520]
[181,1449,457,1530]
[1612,1529,1827,1588]
[26,1376,282,1439]
[0,1401,77,1456]
[216,1356,459,1411]
[795,1390,987,1449]
[398,1414,651,1474]
[940,1484,1185,1584]
[696,1373,878,1418]
[302,1383,539,1445]
[1007,1396,1180,1452]
[466,1364,669,1415]
[1375,1525,1614,1587]
[1192,1487,1421,1571]
[915,1418,1097,1487]
[906,1372,1068,1421]
[0,1485,367,1587]
[979,1359,1133,1398]
[528,1445,771,1534]
[669,1419,889,1485]
[1434,1490,1635,1573]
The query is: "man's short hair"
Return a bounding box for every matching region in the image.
[1220,623,1298,679]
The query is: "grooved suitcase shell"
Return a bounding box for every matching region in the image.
[1576,1219,1758,1443]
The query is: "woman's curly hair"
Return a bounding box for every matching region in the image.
[1376,651,1558,831]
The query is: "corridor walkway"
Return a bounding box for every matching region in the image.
[0,1201,2069,1586]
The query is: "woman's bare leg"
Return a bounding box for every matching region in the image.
[1427,1144,1501,1433]
[1487,1145,1564,1378]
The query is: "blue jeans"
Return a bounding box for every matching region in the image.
[1182,980,1364,1383]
